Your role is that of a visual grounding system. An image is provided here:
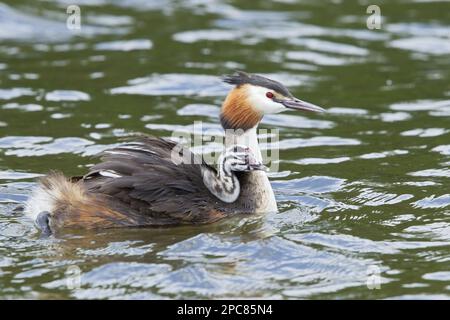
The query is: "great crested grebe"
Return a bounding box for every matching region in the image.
[25,71,324,235]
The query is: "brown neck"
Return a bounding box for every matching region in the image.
[220,85,262,131]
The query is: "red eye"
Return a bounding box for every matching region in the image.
[266,92,274,99]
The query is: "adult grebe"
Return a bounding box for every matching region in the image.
[25,71,324,235]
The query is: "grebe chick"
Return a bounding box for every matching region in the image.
[25,71,325,234]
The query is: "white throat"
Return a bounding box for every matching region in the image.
[224,125,278,213]
[225,126,262,162]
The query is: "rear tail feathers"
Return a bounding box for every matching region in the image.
[24,172,87,223]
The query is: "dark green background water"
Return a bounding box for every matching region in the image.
[0,0,449,299]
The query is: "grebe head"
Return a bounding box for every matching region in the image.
[220,71,325,131]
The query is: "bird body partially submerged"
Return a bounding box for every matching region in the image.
[25,71,324,234]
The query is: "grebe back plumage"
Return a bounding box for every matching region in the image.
[25,71,325,234]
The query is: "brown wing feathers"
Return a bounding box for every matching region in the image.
[79,136,227,225]
[36,136,231,231]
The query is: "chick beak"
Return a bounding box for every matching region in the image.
[281,97,325,113]
[246,153,268,171]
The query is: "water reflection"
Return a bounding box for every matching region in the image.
[0,0,449,300]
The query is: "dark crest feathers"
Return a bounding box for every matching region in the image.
[222,71,293,97]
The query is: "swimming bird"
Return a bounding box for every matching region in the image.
[25,71,324,234]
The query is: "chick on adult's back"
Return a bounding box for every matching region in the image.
[25,71,324,234]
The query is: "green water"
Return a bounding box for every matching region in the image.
[0,0,449,299]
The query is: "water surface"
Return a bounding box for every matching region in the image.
[0,0,449,299]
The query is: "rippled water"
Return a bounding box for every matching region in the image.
[0,0,449,299]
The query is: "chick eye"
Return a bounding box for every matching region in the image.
[266,92,274,99]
